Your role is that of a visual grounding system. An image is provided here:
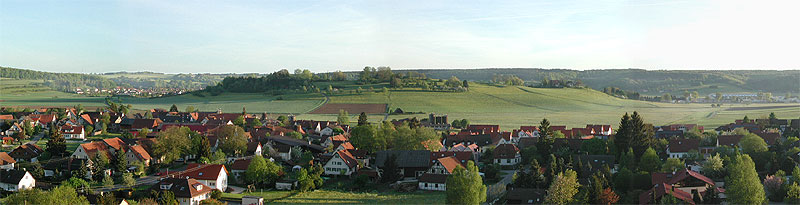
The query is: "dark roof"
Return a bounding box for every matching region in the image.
[265,136,324,153]
[230,159,252,171]
[43,157,90,172]
[9,144,44,160]
[375,150,431,168]
[418,173,448,184]
[151,177,214,198]
[717,135,743,147]
[668,139,700,153]
[553,138,584,151]
[754,132,781,145]
[493,144,520,159]
[505,188,546,204]
[0,169,29,184]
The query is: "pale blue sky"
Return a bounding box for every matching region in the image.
[1,0,798,73]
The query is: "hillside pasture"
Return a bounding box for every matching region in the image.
[309,103,388,114]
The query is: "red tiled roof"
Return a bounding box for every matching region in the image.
[639,183,695,205]
[431,151,472,166]
[128,145,152,161]
[668,169,714,185]
[0,115,13,120]
[80,114,94,125]
[336,150,359,169]
[668,139,700,153]
[338,142,355,150]
[436,156,464,173]
[80,141,112,159]
[178,164,228,180]
[103,138,126,151]
[0,152,15,165]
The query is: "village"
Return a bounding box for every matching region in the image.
[0,105,798,205]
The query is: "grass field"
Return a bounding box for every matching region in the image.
[295,83,799,130]
[3,78,798,129]
[1,78,326,113]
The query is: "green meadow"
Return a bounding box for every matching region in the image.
[2,78,798,129]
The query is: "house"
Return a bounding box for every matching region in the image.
[9,144,44,162]
[246,142,262,156]
[175,164,229,192]
[61,125,85,140]
[642,169,716,204]
[0,152,15,170]
[72,141,112,160]
[418,156,464,191]
[323,150,359,176]
[375,150,432,178]
[639,183,696,204]
[151,177,213,205]
[42,157,92,178]
[466,124,500,133]
[1,137,13,145]
[424,113,451,130]
[493,144,521,166]
[3,122,22,136]
[229,158,252,183]
[322,134,348,149]
[126,145,153,166]
[505,188,547,204]
[0,169,35,192]
[666,139,700,158]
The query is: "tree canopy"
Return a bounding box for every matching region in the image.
[446,161,486,205]
[726,154,766,204]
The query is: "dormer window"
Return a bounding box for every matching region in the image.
[199,172,203,176]
[160,183,173,190]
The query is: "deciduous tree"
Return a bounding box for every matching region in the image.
[446,161,486,205]
[726,154,766,204]
[544,169,580,204]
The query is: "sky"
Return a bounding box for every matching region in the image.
[1,0,799,74]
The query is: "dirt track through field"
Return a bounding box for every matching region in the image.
[725,105,800,111]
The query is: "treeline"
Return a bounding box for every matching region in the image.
[1,66,117,92]
[197,69,312,95]
[603,87,641,100]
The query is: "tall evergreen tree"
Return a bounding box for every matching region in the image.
[169,104,179,112]
[113,149,128,175]
[46,126,67,157]
[615,113,632,153]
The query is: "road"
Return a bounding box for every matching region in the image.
[91,175,161,193]
[486,170,516,204]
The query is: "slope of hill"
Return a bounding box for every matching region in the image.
[406,68,800,95]
[299,83,799,129]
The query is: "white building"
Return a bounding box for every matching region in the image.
[323,150,358,176]
[0,170,35,192]
[176,164,228,192]
[419,156,464,191]
[61,125,85,140]
[154,178,213,205]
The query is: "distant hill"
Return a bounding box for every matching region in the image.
[402,68,800,95]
